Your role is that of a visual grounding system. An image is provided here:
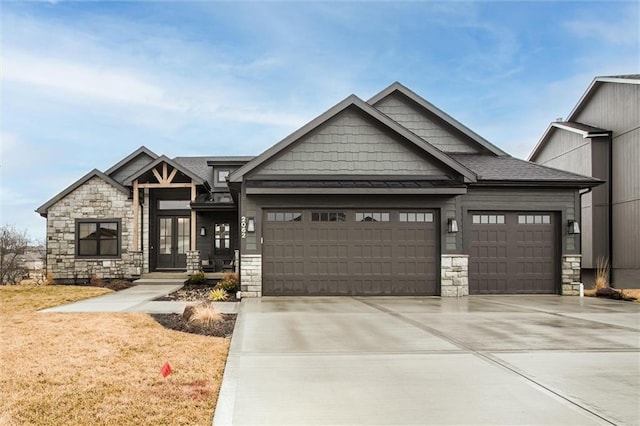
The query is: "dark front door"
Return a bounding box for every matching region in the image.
[157,216,190,269]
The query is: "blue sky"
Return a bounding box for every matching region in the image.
[1,0,639,240]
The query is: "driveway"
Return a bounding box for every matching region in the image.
[214,296,640,425]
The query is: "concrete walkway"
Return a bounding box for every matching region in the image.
[214,296,640,425]
[41,282,239,314]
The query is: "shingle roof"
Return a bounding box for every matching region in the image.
[450,154,602,186]
[173,156,253,183]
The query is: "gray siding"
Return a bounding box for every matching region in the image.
[575,82,640,281]
[534,129,591,175]
[109,153,155,184]
[374,93,481,154]
[460,188,580,254]
[257,108,450,176]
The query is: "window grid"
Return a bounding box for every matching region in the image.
[356,212,390,222]
[472,214,505,225]
[311,212,346,222]
[399,212,434,223]
[518,214,551,225]
[266,212,303,222]
[77,220,120,257]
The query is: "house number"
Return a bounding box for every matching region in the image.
[240,216,247,239]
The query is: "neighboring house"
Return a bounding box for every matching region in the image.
[37,82,600,296]
[529,75,639,289]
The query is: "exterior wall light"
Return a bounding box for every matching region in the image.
[448,218,459,233]
[568,220,580,234]
[247,218,255,233]
[200,227,206,237]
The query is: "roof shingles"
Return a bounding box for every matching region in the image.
[450,154,602,184]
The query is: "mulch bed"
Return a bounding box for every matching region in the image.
[152,284,238,337]
[153,284,239,302]
[151,313,236,338]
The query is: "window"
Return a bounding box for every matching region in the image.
[399,212,434,222]
[518,214,551,225]
[311,212,346,222]
[215,223,230,251]
[217,170,230,186]
[76,220,120,257]
[158,200,190,210]
[266,212,302,222]
[472,214,505,224]
[356,212,390,222]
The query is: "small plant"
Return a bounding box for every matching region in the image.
[187,271,206,285]
[184,302,222,327]
[89,274,103,286]
[594,257,610,290]
[209,288,228,302]
[217,272,239,292]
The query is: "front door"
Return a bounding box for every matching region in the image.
[157,216,190,269]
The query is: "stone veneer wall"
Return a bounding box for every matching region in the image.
[561,254,582,295]
[186,250,201,275]
[240,254,262,297]
[441,254,469,297]
[46,177,137,281]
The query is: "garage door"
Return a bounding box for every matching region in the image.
[468,212,558,294]
[263,210,438,296]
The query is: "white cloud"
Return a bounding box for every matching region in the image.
[2,50,184,111]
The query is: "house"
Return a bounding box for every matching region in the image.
[529,75,639,289]
[37,82,601,296]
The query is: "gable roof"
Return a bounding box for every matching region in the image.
[104,146,158,176]
[528,121,612,161]
[566,74,640,123]
[230,94,477,184]
[368,82,508,156]
[36,169,130,217]
[451,154,602,187]
[124,155,205,185]
[527,74,637,161]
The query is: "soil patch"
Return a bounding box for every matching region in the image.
[152,313,236,338]
[154,284,238,302]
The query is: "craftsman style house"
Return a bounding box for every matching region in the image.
[37,83,601,296]
[529,75,639,288]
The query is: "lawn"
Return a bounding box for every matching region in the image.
[0,285,230,425]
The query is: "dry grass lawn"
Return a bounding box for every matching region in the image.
[0,285,230,425]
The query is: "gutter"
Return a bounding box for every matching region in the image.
[608,135,614,285]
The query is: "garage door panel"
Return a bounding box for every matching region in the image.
[263,209,438,296]
[469,212,557,294]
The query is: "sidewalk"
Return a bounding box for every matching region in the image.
[40,282,239,314]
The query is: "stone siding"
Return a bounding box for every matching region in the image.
[441,254,469,297]
[240,254,262,297]
[562,254,582,295]
[46,176,137,281]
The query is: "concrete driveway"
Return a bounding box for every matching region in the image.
[214,296,640,425]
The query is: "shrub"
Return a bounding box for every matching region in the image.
[595,257,610,290]
[209,288,228,302]
[187,271,206,285]
[89,274,103,286]
[184,302,222,327]
[218,272,239,292]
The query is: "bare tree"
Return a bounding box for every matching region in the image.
[0,225,30,284]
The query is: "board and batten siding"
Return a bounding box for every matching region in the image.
[574,82,640,282]
[256,107,450,176]
[373,92,481,154]
[460,188,580,254]
[533,129,611,269]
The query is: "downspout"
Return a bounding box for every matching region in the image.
[607,134,613,285]
[578,187,593,284]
